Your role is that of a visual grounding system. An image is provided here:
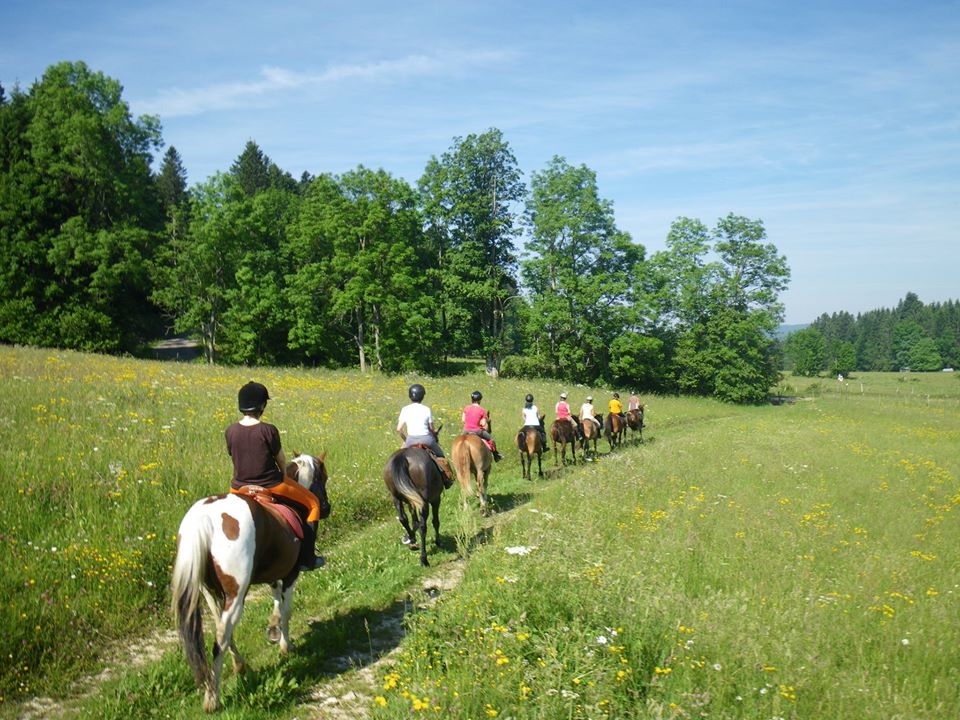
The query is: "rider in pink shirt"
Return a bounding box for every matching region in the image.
[555,391,582,439]
[461,391,502,461]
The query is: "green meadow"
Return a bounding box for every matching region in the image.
[1,345,958,718]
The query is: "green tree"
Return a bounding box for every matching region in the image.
[907,338,942,371]
[0,61,164,351]
[419,128,524,373]
[522,156,644,384]
[152,173,245,362]
[157,145,189,214]
[231,140,271,197]
[646,215,789,402]
[831,340,857,376]
[785,327,826,376]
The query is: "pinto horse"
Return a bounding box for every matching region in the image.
[550,418,578,466]
[384,447,445,566]
[581,412,603,459]
[626,406,645,443]
[516,420,545,480]
[451,429,493,515]
[171,453,331,713]
[604,412,626,451]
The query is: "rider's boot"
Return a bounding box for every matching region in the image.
[298,521,326,571]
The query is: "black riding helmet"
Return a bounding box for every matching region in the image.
[525,393,534,403]
[471,390,483,402]
[238,381,269,412]
[408,383,426,402]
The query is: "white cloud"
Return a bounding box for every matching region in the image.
[134,50,511,118]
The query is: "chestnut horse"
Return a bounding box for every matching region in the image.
[516,420,544,480]
[626,406,645,443]
[550,418,578,466]
[604,412,625,451]
[581,412,603,459]
[171,453,331,713]
[383,447,446,566]
[451,429,493,515]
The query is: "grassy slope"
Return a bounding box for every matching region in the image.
[1,347,958,718]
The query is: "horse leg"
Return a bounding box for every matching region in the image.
[477,466,488,515]
[266,579,296,653]
[418,502,430,566]
[393,496,417,545]
[267,579,296,654]
[536,451,543,478]
[431,498,441,545]
[205,585,248,713]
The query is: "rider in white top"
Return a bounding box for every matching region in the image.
[580,396,601,430]
[520,393,548,449]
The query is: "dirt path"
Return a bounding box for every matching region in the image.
[297,559,466,719]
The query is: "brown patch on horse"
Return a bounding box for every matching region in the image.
[221,512,240,541]
[212,558,240,611]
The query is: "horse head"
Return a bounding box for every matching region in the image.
[286,452,331,520]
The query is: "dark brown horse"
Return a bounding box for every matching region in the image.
[172,453,331,713]
[451,429,493,515]
[604,412,626,451]
[550,418,578,466]
[581,412,603,459]
[516,421,544,480]
[383,447,445,566]
[626,406,645,443]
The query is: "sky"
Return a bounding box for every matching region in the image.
[4,0,959,324]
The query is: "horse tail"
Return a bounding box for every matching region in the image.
[390,453,425,513]
[171,505,213,689]
[452,439,471,489]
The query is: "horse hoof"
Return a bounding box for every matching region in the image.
[267,626,281,644]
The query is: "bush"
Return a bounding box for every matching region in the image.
[499,354,546,379]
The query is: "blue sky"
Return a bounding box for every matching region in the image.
[5,0,958,324]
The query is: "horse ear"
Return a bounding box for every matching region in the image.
[319,450,327,463]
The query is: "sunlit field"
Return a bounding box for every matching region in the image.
[1,346,958,718]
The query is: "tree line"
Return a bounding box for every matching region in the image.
[784,292,960,376]
[1,61,792,403]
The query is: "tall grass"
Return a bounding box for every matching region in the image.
[1,346,957,718]
[369,374,960,718]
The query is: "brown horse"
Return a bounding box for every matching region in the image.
[626,406,645,443]
[172,453,331,713]
[451,430,493,515]
[581,412,603,459]
[516,421,544,480]
[550,418,578,466]
[604,412,625,451]
[383,447,445,566]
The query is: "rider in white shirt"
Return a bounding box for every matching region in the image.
[520,393,548,449]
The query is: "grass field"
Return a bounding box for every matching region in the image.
[1,346,958,718]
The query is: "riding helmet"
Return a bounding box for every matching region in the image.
[238,381,269,412]
[586,395,593,401]
[471,390,483,402]
[559,392,567,399]
[525,393,534,403]
[613,392,620,398]
[408,383,426,402]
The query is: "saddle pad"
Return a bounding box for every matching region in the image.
[231,486,304,539]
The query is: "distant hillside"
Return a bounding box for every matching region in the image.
[775,323,808,339]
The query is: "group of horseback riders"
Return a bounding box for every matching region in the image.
[223,380,643,571]
[522,389,643,448]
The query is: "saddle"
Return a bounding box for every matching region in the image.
[230,485,304,540]
[406,444,454,487]
[465,430,496,453]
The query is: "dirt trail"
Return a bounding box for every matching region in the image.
[298,559,466,719]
